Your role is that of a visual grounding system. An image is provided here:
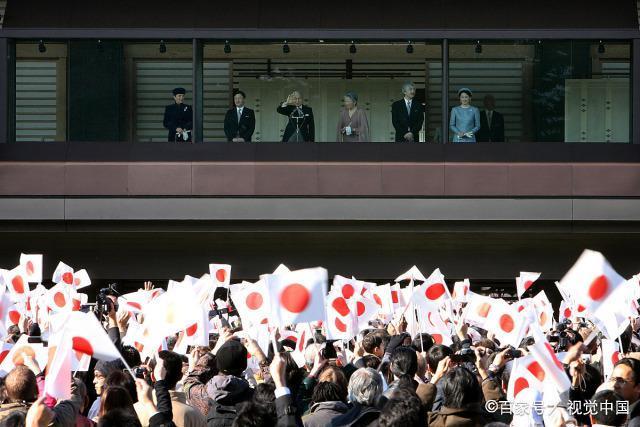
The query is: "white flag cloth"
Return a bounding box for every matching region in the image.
[44,331,73,401]
[395,266,427,283]
[527,329,571,394]
[507,355,545,402]
[532,291,554,332]
[331,275,363,300]
[230,279,269,328]
[326,290,357,340]
[414,268,450,307]
[209,264,231,288]
[486,299,528,348]
[142,287,202,349]
[452,279,470,303]
[463,293,495,328]
[65,312,122,361]
[19,254,43,284]
[516,272,541,299]
[181,305,211,348]
[371,284,394,317]
[559,249,626,314]
[264,267,327,327]
[601,338,622,381]
[3,265,29,301]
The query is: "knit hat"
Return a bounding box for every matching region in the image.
[216,340,248,376]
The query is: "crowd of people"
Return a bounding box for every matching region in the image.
[0,252,638,427]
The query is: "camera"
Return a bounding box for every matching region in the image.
[321,341,337,359]
[134,366,147,379]
[505,347,523,359]
[97,283,119,315]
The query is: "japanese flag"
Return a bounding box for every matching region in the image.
[44,332,73,401]
[264,267,327,327]
[452,279,471,303]
[0,335,48,376]
[527,329,571,394]
[230,280,269,328]
[532,290,554,331]
[52,262,75,286]
[486,300,528,348]
[181,305,211,348]
[209,264,231,288]
[507,355,545,401]
[326,290,357,340]
[516,272,541,299]
[417,268,450,306]
[118,290,153,314]
[390,283,405,310]
[332,275,363,300]
[3,266,29,301]
[558,300,575,323]
[371,284,394,316]
[19,254,43,284]
[558,249,625,314]
[5,303,24,327]
[395,266,427,283]
[46,282,75,312]
[72,269,91,290]
[353,295,379,330]
[272,264,290,275]
[142,287,202,346]
[601,339,622,380]
[65,312,122,361]
[463,293,495,328]
[418,307,453,346]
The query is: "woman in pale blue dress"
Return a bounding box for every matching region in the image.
[450,87,481,143]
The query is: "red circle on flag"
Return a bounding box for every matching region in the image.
[216,269,227,283]
[391,290,399,304]
[544,342,564,370]
[11,276,25,294]
[25,261,35,276]
[514,377,529,398]
[186,323,198,337]
[332,297,350,317]
[341,284,355,299]
[8,310,20,325]
[476,303,491,318]
[524,280,534,291]
[539,312,548,326]
[72,299,81,311]
[72,336,94,356]
[127,302,142,311]
[356,301,365,317]
[527,361,545,381]
[0,350,9,364]
[577,304,586,313]
[612,351,621,365]
[432,334,443,344]
[564,307,572,318]
[74,277,81,286]
[53,292,66,308]
[62,272,74,285]
[588,275,609,301]
[246,292,263,310]
[373,294,382,307]
[335,317,347,332]
[425,283,446,300]
[280,284,310,313]
[499,314,514,333]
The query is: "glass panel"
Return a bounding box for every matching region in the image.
[447,40,631,143]
[203,41,442,142]
[15,42,67,142]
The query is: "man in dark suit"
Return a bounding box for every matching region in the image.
[277,91,315,142]
[163,87,193,142]
[391,82,425,142]
[224,90,256,142]
[477,94,505,142]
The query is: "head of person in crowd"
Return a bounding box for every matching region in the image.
[172,87,186,105]
[483,94,496,111]
[611,358,640,404]
[415,351,427,381]
[441,366,483,409]
[120,346,142,370]
[590,390,627,426]
[317,365,348,399]
[99,386,136,418]
[97,407,142,427]
[216,339,248,377]
[378,388,424,427]
[304,342,322,369]
[402,82,416,100]
[343,92,358,110]
[389,346,418,389]
[4,366,37,403]
[280,351,305,394]
[311,380,348,406]
[362,332,385,358]
[290,91,303,107]
[458,88,472,107]
[348,368,383,407]
[234,90,246,108]
[252,382,276,407]
[94,360,124,397]
[427,344,453,376]
[105,370,137,404]
[73,378,92,416]
[360,354,381,370]
[155,350,183,391]
[412,333,435,355]
[7,325,20,344]
[232,400,276,427]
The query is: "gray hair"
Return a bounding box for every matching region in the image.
[347,368,383,406]
[344,91,358,104]
[401,82,416,94]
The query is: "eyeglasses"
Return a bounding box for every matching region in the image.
[609,376,635,385]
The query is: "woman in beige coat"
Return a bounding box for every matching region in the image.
[336,92,370,142]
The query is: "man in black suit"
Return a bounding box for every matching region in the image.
[391,82,425,142]
[477,94,505,142]
[277,91,315,142]
[163,87,193,142]
[224,90,256,142]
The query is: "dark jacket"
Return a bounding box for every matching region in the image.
[149,379,177,427]
[275,393,301,427]
[205,375,254,427]
[163,103,193,142]
[477,110,505,142]
[224,107,256,142]
[329,403,380,427]
[277,104,315,142]
[302,401,349,427]
[628,399,640,426]
[391,98,425,142]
